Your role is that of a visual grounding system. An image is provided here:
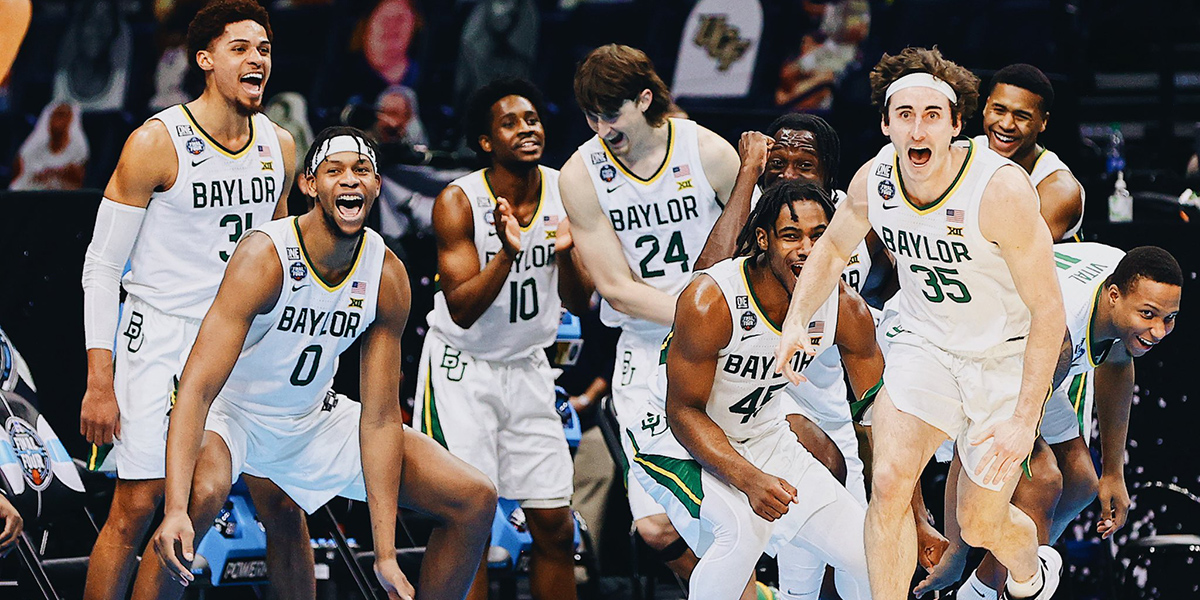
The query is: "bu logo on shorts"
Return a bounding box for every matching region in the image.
[124,311,145,353]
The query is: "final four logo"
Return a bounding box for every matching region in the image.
[877,180,896,200]
[6,416,52,491]
[186,136,206,156]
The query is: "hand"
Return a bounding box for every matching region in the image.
[151,511,196,587]
[912,540,968,596]
[80,383,121,445]
[970,416,1037,487]
[774,320,815,385]
[374,558,416,600]
[0,495,23,554]
[493,196,522,255]
[1096,473,1130,539]
[738,131,774,177]
[554,216,574,253]
[735,469,797,522]
[915,515,949,572]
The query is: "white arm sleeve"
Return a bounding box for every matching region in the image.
[82,199,147,350]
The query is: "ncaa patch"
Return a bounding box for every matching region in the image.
[740,310,757,331]
[874,163,893,178]
[286,247,301,261]
[6,416,53,491]
[175,124,194,137]
[475,196,492,208]
[590,151,608,165]
[186,136,206,156]
[289,261,308,281]
[735,295,749,309]
[877,179,896,200]
[600,164,617,183]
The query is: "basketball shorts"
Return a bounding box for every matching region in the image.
[107,295,200,480]
[412,329,572,508]
[785,383,867,508]
[628,412,839,558]
[1041,371,1092,446]
[611,330,670,520]
[205,391,366,513]
[884,331,1028,491]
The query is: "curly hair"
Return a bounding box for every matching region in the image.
[869,47,980,125]
[764,113,841,193]
[573,44,672,127]
[464,77,548,155]
[735,180,835,260]
[187,0,272,60]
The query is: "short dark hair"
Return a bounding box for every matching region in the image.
[869,46,980,126]
[1107,246,1183,294]
[574,44,672,127]
[464,78,548,155]
[302,126,379,177]
[989,64,1055,113]
[764,113,841,193]
[187,0,272,61]
[735,180,835,259]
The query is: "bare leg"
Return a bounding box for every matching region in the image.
[396,431,497,600]
[464,545,489,600]
[1049,437,1098,543]
[244,475,316,600]
[525,507,578,600]
[130,432,235,600]
[634,514,699,581]
[84,478,165,600]
[956,466,1039,586]
[786,414,847,484]
[865,389,946,600]
[974,439,1061,591]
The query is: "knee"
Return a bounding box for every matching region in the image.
[1060,458,1099,508]
[191,475,232,515]
[460,474,499,528]
[957,506,1002,549]
[529,509,575,550]
[103,488,160,538]
[869,460,918,514]
[635,514,680,551]
[257,496,308,540]
[1025,448,1064,504]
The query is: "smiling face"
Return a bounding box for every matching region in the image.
[585,89,653,156]
[480,94,544,165]
[882,86,961,181]
[982,83,1047,162]
[302,150,381,238]
[197,20,271,116]
[756,199,829,294]
[764,129,826,189]
[1108,278,1181,357]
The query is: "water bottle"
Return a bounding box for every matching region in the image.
[1105,124,1126,176]
[1108,171,1133,223]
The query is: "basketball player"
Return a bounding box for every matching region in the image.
[413,78,591,600]
[927,244,1182,600]
[633,180,875,600]
[135,127,496,600]
[977,64,1084,242]
[776,47,1067,600]
[78,2,311,597]
[559,44,743,582]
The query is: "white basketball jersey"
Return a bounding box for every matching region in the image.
[426,167,565,361]
[124,105,285,320]
[1053,242,1124,378]
[578,118,723,338]
[220,218,386,417]
[974,136,1085,241]
[866,139,1030,353]
[667,257,839,442]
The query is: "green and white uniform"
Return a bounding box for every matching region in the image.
[975,136,1085,241]
[867,139,1033,490]
[413,167,572,506]
[1041,243,1124,445]
[204,218,385,513]
[578,118,724,519]
[109,105,285,479]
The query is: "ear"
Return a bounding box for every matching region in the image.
[880,115,889,137]
[951,111,963,137]
[478,135,492,154]
[1039,111,1049,134]
[636,89,653,113]
[298,172,317,197]
[196,49,214,73]
[1106,283,1121,304]
[756,227,768,252]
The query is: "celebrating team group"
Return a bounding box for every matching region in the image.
[75,1,1183,599]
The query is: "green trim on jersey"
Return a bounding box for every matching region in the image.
[1054,250,1081,270]
[741,258,782,334]
[602,120,676,185]
[1084,286,1113,368]
[292,217,366,292]
[483,167,545,232]
[895,138,977,215]
[180,104,256,159]
[628,431,704,518]
[659,330,674,365]
[420,361,448,448]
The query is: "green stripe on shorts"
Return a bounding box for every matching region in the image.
[1070,372,1089,433]
[420,359,448,448]
[627,431,704,518]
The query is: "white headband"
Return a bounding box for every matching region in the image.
[884,72,958,105]
[307,135,378,175]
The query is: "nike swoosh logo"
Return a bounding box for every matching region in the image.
[606,184,625,193]
[192,157,213,167]
[741,332,763,341]
[291,284,305,292]
[881,203,899,210]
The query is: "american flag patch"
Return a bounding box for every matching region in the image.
[257,144,272,157]
[946,208,965,223]
[543,214,559,227]
[672,165,690,178]
[351,281,367,296]
[807,321,825,335]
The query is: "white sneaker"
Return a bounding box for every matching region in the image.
[958,571,999,600]
[1000,545,1063,600]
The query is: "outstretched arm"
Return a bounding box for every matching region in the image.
[1094,350,1134,538]
[358,251,414,589]
[559,152,678,326]
[694,131,770,270]
[666,275,797,521]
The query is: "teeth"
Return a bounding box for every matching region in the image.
[994,133,1016,143]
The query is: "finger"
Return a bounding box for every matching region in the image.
[162,539,189,584]
[982,454,1004,485]
[914,575,936,596]
[970,426,995,446]
[114,417,122,440]
[0,519,16,549]
[781,479,798,502]
[974,451,996,477]
[181,529,195,564]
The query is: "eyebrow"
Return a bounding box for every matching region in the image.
[226,37,270,45]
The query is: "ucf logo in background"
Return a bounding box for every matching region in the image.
[693,14,750,71]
